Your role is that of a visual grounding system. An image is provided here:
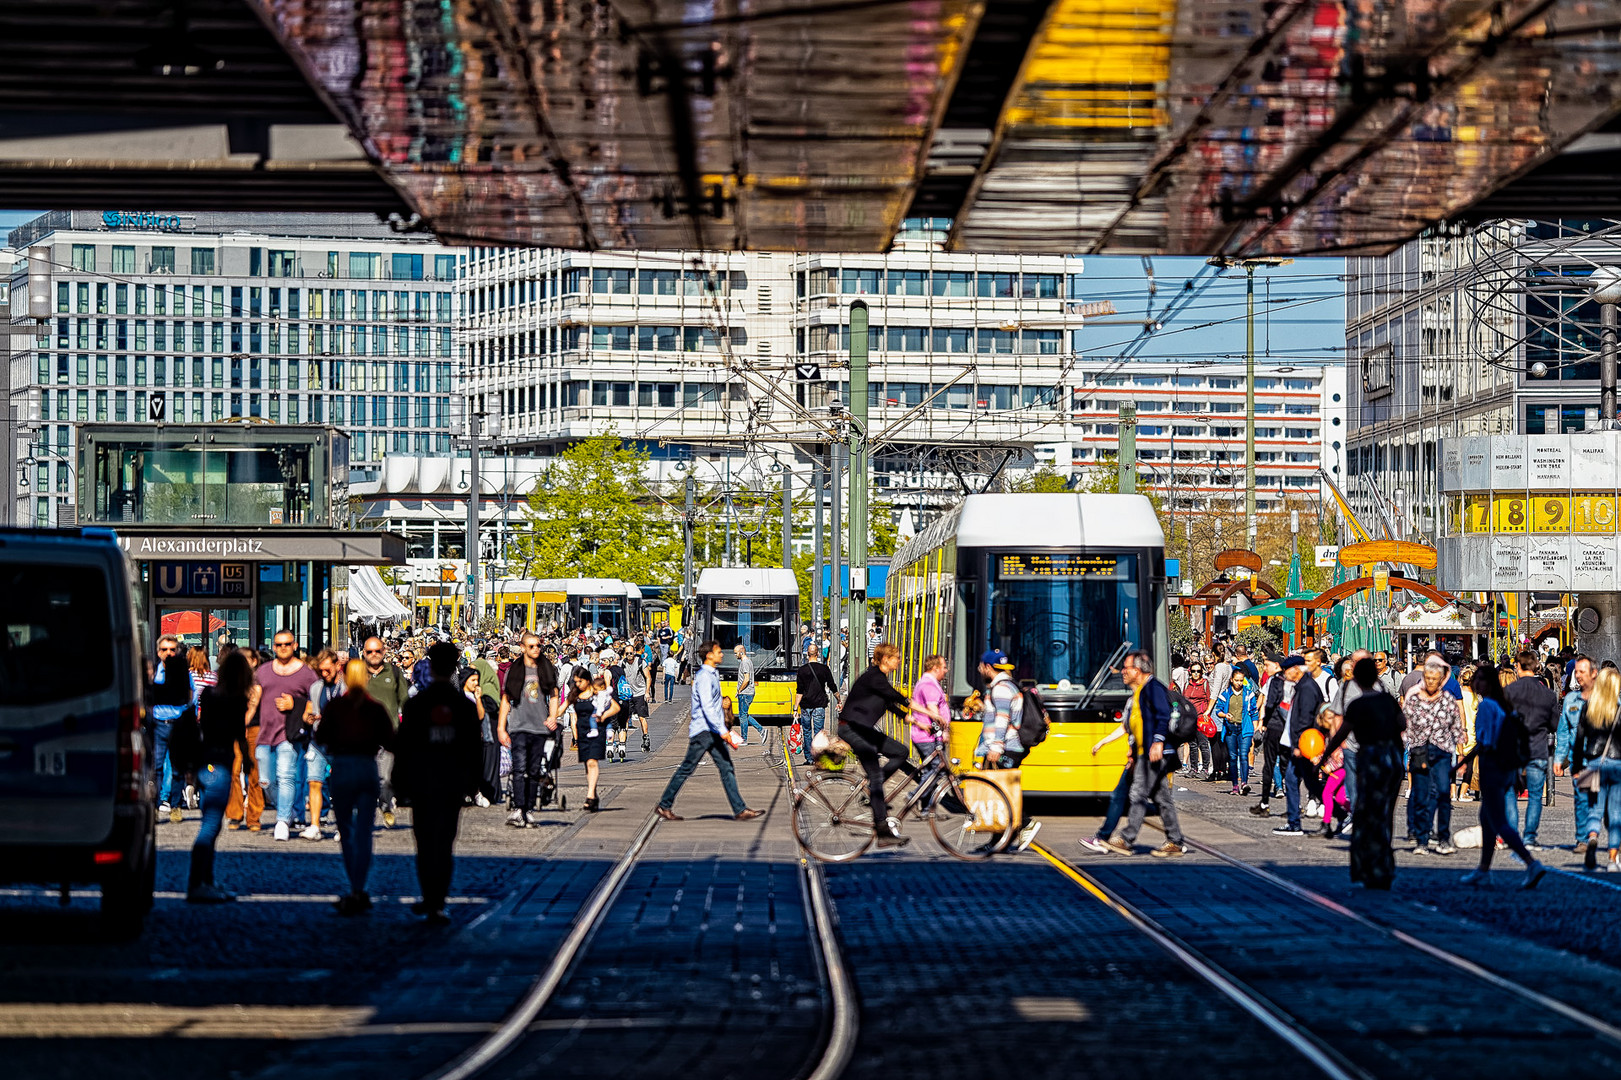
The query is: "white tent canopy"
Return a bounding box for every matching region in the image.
[349,565,410,622]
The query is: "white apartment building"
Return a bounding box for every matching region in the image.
[460,232,1083,477]
[1065,361,1346,514]
[5,211,458,528]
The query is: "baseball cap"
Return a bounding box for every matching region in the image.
[980,649,1014,670]
[1280,654,1306,670]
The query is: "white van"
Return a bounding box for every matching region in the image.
[0,528,153,935]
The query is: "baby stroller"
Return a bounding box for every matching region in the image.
[534,728,568,812]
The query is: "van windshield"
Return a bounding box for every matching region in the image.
[0,562,114,705]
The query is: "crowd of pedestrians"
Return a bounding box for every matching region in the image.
[1120,639,1603,889]
[150,621,691,917]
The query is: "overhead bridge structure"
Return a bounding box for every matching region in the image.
[7,0,1621,255]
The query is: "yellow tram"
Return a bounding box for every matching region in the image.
[692,567,800,721]
[884,493,1168,796]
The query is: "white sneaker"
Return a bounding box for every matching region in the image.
[274,820,291,842]
[300,824,323,841]
[1015,820,1043,852]
[475,793,491,808]
[1305,799,1321,818]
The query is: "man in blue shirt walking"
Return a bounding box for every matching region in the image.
[656,640,763,822]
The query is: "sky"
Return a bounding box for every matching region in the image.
[1075,255,1347,372]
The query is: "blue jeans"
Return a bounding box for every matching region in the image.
[152,716,184,806]
[194,760,232,850]
[1410,747,1453,845]
[737,693,761,742]
[659,730,747,815]
[1342,745,1359,816]
[1224,723,1252,786]
[328,755,380,895]
[255,740,300,824]
[1098,763,1131,839]
[801,707,827,761]
[1574,776,1604,844]
[306,740,330,821]
[664,673,676,700]
[1282,752,1303,829]
[1517,757,1548,844]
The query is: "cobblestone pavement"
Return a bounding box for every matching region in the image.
[0,696,745,1080]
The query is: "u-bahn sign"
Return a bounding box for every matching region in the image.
[1439,433,1621,591]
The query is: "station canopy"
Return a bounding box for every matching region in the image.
[9,0,1621,255]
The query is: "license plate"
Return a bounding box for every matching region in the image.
[35,748,67,776]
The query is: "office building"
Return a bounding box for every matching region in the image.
[6,211,458,528]
[1342,221,1614,542]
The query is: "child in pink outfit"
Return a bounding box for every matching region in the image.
[1318,706,1348,837]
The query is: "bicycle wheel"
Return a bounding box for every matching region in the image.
[929,774,1013,860]
[793,774,874,862]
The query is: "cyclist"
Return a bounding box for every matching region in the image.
[838,642,918,847]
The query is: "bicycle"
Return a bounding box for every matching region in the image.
[792,728,1015,862]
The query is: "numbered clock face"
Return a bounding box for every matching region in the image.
[1578,606,1602,635]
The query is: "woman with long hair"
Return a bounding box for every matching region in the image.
[568,668,613,812]
[1456,664,1546,887]
[1319,658,1406,889]
[1576,666,1621,871]
[188,651,253,903]
[316,659,396,914]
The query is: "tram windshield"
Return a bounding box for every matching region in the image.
[708,598,789,672]
[574,596,625,635]
[985,552,1142,692]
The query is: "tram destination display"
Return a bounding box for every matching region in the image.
[995,553,1132,580]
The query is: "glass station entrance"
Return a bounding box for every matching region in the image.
[77,423,405,654]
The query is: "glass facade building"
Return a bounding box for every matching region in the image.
[7,211,460,528]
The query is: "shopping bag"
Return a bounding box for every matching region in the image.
[966,768,1022,832]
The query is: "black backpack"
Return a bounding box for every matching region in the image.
[1016,686,1051,750]
[1493,706,1532,769]
[167,706,204,775]
[1166,688,1199,746]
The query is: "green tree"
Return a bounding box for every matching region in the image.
[1167,609,1198,655]
[1010,467,1072,493]
[511,432,681,581]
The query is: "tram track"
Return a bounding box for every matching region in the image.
[421,775,856,1080]
[1037,833,1621,1078]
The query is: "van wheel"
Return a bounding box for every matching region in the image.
[101,834,155,940]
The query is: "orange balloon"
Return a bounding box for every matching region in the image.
[1299,728,1325,759]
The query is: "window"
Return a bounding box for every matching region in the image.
[840,268,880,294]
[591,268,633,294]
[885,270,928,296]
[56,283,68,313]
[1022,273,1061,299]
[391,252,423,281]
[71,244,95,271]
[110,246,135,274]
[434,254,458,281]
[976,328,1016,354]
[267,249,298,277]
[932,271,973,297]
[150,246,175,273]
[638,325,679,351]
[1285,427,1317,439]
[638,269,678,295]
[886,326,926,352]
[977,272,1016,298]
[190,248,215,275]
[932,327,971,353]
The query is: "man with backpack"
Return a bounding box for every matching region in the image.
[974,649,1045,851]
[1100,651,1185,857]
[1268,655,1324,837]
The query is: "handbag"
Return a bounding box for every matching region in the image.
[1580,724,1614,793]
